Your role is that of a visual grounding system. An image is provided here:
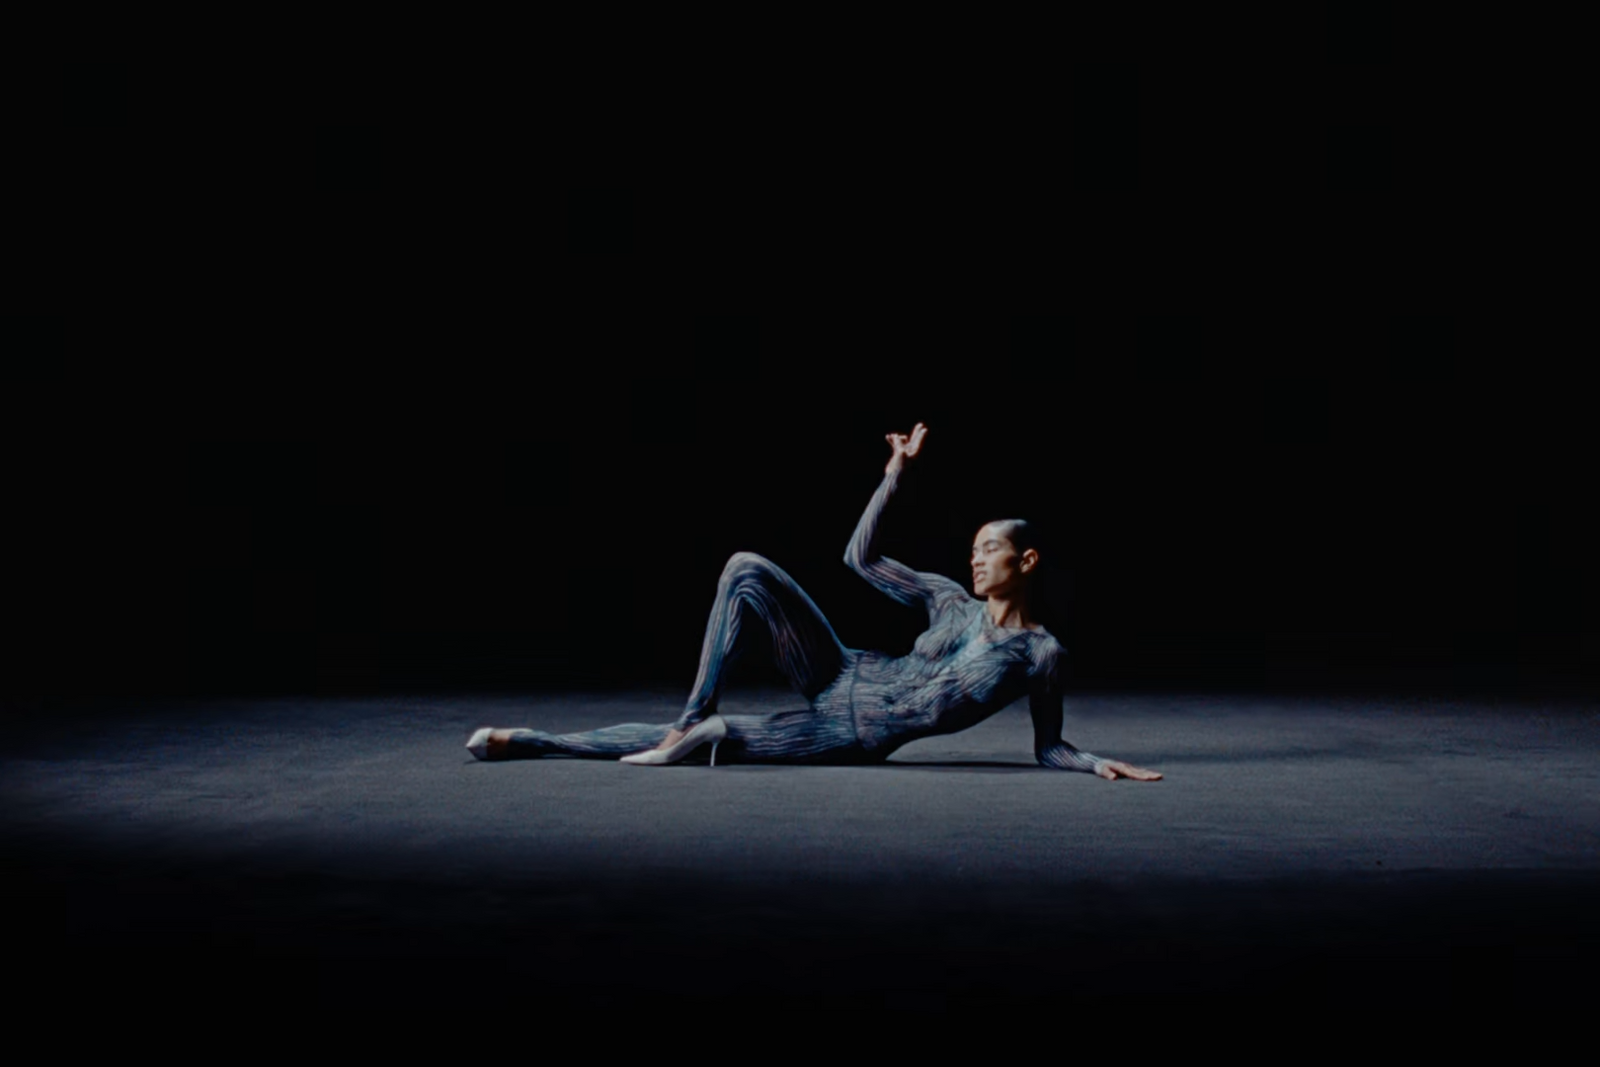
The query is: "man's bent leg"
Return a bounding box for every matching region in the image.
[678,552,850,731]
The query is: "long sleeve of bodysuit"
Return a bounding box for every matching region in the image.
[844,467,967,613]
[1029,642,1106,774]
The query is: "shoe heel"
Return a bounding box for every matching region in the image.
[710,740,720,767]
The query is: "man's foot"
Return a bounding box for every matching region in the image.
[466,728,513,761]
[620,715,728,766]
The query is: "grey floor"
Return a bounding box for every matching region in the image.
[5,688,1599,1013]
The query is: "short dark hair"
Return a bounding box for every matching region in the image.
[986,519,1056,627]
[987,518,1038,558]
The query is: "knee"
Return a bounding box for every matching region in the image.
[720,551,775,584]
[718,552,786,600]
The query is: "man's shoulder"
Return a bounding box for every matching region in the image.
[924,573,978,615]
[1028,631,1066,669]
[1024,624,1062,647]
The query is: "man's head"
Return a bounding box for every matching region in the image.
[971,519,1039,599]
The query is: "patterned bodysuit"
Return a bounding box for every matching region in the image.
[500,468,1105,773]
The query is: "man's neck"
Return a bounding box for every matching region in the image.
[985,594,1032,630]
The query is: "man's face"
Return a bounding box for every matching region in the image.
[971,524,1024,598]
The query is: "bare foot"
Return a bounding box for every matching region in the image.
[1095,760,1163,781]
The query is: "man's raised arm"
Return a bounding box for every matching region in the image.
[843,423,964,611]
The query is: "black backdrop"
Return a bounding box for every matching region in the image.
[10,37,1593,712]
[7,311,1593,709]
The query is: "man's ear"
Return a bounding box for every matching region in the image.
[1020,548,1039,573]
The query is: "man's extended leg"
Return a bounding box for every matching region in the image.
[471,722,675,760]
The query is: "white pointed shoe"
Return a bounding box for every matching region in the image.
[620,714,728,766]
[466,727,493,761]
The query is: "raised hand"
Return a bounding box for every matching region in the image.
[885,422,929,474]
[1095,759,1164,781]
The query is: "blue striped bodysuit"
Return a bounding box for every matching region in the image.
[497,468,1105,773]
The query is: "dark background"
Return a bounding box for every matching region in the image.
[7,306,1590,709]
[10,15,1592,716]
